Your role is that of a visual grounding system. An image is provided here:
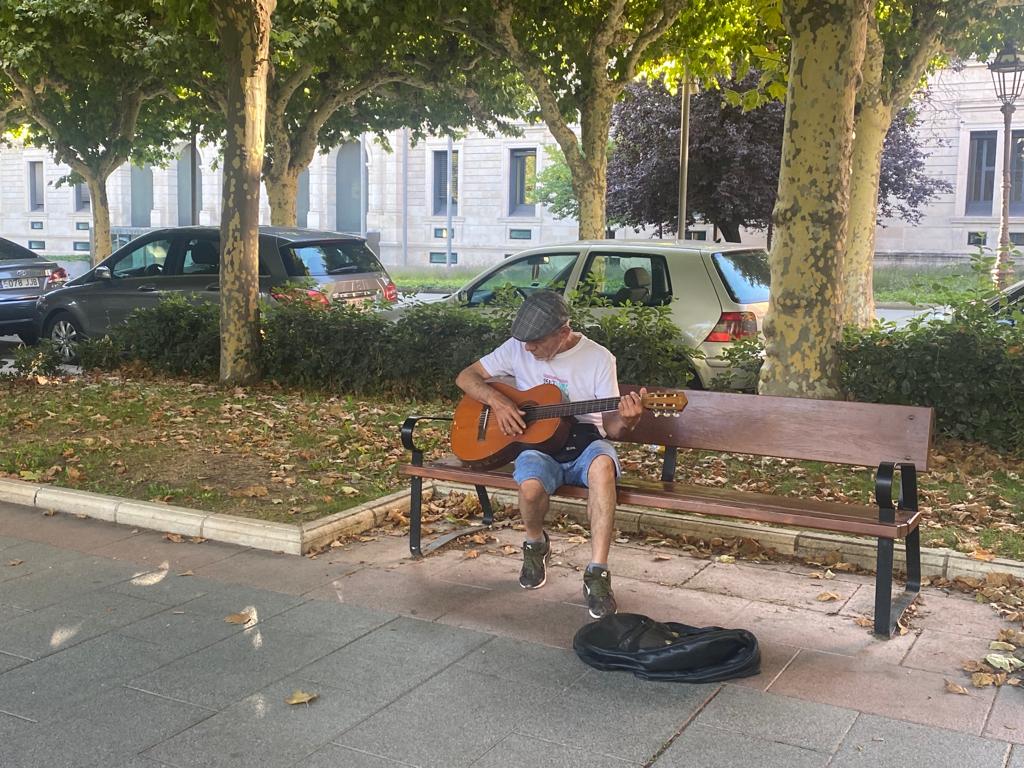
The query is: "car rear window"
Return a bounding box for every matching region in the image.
[282,241,384,277]
[712,250,770,304]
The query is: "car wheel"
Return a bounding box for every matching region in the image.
[45,313,84,364]
[17,330,40,346]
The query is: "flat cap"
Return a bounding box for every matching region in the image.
[510,290,570,341]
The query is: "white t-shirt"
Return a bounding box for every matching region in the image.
[478,334,620,432]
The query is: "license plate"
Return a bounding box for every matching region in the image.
[1,277,40,290]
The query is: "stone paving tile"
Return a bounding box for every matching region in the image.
[684,561,863,614]
[128,625,344,710]
[304,565,493,621]
[900,627,992,676]
[0,601,32,623]
[454,635,589,691]
[0,649,31,673]
[914,592,1010,639]
[0,632,186,721]
[1010,744,1024,768]
[437,587,592,649]
[144,676,375,768]
[299,617,491,708]
[105,569,211,606]
[335,665,554,768]
[831,713,1010,768]
[317,533,420,568]
[611,579,753,630]
[257,599,395,641]
[191,549,362,596]
[115,605,250,655]
[0,540,90,574]
[89,531,246,571]
[728,640,800,692]
[983,685,1024,744]
[694,685,858,752]
[5,511,139,553]
[471,732,640,767]
[434,550,587,603]
[736,602,913,663]
[769,649,998,735]
[158,580,305,622]
[110,759,180,768]
[1,555,137,610]
[0,534,22,550]
[514,668,715,764]
[298,744,421,767]
[557,541,711,586]
[652,722,830,768]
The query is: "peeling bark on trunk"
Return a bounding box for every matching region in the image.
[758,0,870,399]
[266,168,299,227]
[574,167,607,241]
[212,0,275,385]
[84,173,112,265]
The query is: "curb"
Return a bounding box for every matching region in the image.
[0,478,406,555]
[431,480,1024,582]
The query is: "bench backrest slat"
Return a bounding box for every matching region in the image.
[622,387,933,470]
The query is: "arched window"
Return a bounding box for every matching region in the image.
[177,145,203,225]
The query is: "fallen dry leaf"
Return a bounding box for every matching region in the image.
[990,641,1017,652]
[178,570,195,577]
[653,554,672,562]
[285,690,319,705]
[962,659,988,673]
[340,486,359,496]
[464,549,480,559]
[972,672,996,688]
[7,559,24,567]
[969,548,997,562]
[816,591,841,602]
[945,679,970,695]
[163,533,185,543]
[224,609,257,628]
[853,615,874,628]
[716,555,736,564]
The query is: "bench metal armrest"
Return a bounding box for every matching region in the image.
[400,416,453,465]
[874,461,919,523]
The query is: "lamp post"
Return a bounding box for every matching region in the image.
[989,41,1024,289]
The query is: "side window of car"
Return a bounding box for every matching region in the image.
[467,252,578,305]
[579,253,671,307]
[181,239,220,275]
[110,239,172,278]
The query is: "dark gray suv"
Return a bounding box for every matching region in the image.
[36,226,397,361]
[0,236,67,344]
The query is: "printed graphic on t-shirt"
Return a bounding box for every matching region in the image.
[544,374,570,400]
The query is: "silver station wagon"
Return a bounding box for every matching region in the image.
[36,226,398,362]
[450,240,770,388]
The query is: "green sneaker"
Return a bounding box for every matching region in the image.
[583,567,617,619]
[519,532,550,589]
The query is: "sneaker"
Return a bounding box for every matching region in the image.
[519,532,550,589]
[583,567,617,619]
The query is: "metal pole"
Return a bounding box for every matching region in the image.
[677,73,691,240]
[445,135,453,268]
[999,103,1015,289]
[359,134,368,237]
[402,128,409,267]
[190,126,199,225]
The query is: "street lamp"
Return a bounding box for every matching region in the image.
[988,40,1024,289]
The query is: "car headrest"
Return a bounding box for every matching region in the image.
[624,267,652,290]
[190,241,219,266]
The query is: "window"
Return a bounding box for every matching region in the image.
[180,239,220,275]
[968,231,987,246]
[712,250,772,304]
[28,241,46,250]
[30,221,43,230]
[73,241,90,252]
[111,239,171,278]
[966,131,996,216]
[465,252,578,305]
[281,241,384,278]
[29,161,45,211]
[432,149,458,216]
[578,252,671,307]
[76,222,90,231]
[74,183,91,212]
[508,148,537,216]
[429,252,458,264]
[509,228,532,240]
[1011,232,1024,246]
[434,227,453,239]
[684,229,708,241]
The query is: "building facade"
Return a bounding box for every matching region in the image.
[0,62,1008,268]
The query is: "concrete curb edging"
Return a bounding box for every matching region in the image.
[0,478,406,555]
[431,480,1024,582]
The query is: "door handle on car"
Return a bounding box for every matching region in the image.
[137,284,158,292]
[205,282,220,291]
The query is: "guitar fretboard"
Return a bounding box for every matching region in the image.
[523,398,622,422]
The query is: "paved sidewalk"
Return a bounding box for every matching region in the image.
[1,500,1022,768]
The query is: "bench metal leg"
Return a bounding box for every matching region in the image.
[872,532,921,638]
[409,483,497,558]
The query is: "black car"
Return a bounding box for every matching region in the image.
[35,226,397,362]
[0,236,67,345]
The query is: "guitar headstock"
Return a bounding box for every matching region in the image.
[639,390,687,417]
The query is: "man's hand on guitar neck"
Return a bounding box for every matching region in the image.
[604,387,647,440]
[455,361,527,436]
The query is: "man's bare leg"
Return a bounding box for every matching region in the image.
[586,455,617,564]
[518,478,549,541]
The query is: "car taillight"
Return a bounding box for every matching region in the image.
[46,267,68,286]
[705,311,758,343]
[383,280,398,302]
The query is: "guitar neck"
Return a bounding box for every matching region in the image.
[524,397,621,422]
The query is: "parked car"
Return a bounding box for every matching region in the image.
[445,240,770,388]
[0,236,67,345]
[36,226,398,362]
[990,277,1024,321]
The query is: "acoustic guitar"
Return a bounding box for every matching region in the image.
[451,382,687,469]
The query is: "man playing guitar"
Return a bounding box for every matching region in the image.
[455,290,646,619]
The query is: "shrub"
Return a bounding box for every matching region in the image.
[10,341,64,377]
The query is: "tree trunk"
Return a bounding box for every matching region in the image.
[575,170,607,240]
[717,221,741,243]
[212,0,275,385]
[758,0,870,398]
[266,167,299,227]
[84,173,112,265]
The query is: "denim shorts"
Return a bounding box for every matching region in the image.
[512,440,621,495]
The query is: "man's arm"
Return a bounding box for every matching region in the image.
[455,361,527,435]
[602,388,646,440]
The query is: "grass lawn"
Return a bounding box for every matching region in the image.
[3,372,1023,563]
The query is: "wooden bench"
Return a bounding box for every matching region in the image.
[399,387,934,638]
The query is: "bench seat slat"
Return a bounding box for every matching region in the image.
[399,462,919,539]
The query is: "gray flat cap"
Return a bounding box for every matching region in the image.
[510,290,570,341]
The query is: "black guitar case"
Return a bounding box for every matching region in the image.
[573,613,760,683]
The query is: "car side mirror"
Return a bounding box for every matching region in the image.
[94,266,112,280]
